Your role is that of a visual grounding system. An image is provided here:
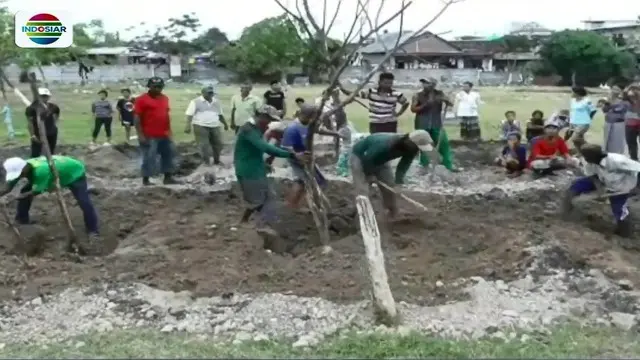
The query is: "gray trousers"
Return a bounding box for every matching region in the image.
[604,122,626,154]
[350,155,397,212]
[193,125,223,164]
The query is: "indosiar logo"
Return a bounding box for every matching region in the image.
[15,11,74,48]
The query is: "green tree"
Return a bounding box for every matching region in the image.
[538,30,636,86]
[217,15,305,81]
[129,13,203,55]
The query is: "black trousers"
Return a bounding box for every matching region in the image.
[92,117,113,139]
[626,126,640,160]
[31,132,58,158]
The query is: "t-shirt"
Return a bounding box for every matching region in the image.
[234,123,292,180]
[528,136,569,167]
[263,90,285,111]
[25,102,60,136]
[185,96,224,128]
[91,99,113,118]
[116,97,136,123]
[26,156,86,194]
[352,133,417,184]
[604,101,630,123]
[133,93,171,138]
[281,121,308,153]
[525,118,544,141]
[231,94,261,126]
[570,98,595,126]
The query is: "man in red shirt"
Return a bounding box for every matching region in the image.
[528,120,578,177]
[134,77,179,186]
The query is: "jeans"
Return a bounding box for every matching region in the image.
[16,176,99,234]
[626,126,640,160]
[140,137,174,177]
[31,132,58,158]
[570,177,630,221]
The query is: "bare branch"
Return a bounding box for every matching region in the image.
[325,0,343,35]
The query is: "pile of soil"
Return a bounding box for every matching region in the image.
[0,142,639,307]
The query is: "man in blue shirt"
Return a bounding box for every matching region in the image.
[281,104,337,208]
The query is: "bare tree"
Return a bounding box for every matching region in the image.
[272,0,461,324]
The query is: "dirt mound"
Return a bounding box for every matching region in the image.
[1,171,640,306]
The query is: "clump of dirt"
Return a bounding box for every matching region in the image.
[1,142,640,308]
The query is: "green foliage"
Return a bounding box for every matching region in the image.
[217,15,305,81]
[538,30,636,86]
[496,35,535,52]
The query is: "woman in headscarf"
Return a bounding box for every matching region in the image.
[601,85,630,154]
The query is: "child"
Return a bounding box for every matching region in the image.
[528,120,578,177]
[91,89,114,146]
[1,102,14,140]
[494,132,527,177]
[525,110,544,143]
[499,110,521,140]
[292,98,305,119]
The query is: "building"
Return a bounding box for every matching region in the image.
[84,47,167,65]
[582,19,640,51]
[357,31,494,71]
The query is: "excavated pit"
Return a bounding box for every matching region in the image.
[1,142,640,308]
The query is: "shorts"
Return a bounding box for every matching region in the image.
[121,118,134,127]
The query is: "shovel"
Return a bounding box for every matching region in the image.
[375,180,428,212]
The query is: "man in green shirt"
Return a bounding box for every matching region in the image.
[0,155,100,245]
[234,105,308,234]
[351,130,434,218]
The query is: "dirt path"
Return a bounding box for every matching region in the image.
[0,142,639,306]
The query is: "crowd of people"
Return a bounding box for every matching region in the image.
[2,75,640,252]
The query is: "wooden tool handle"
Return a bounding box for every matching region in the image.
[375,181,429,212]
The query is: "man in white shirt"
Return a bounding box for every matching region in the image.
[455,81,482,141]
[185,86,229,165]
[562,144,640,237]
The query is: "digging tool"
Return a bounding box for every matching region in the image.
[375,180,428,212]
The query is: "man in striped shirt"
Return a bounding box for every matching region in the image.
[344,72,409,133]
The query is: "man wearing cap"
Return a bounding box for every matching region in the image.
[134,77,179,186]
[231,82,262,134]
[281,104,337,208]
[0,155,101,249]
[25,87,61,158]
[528,119,578,177]
[234,104,309,234]
[350,130,434,218]
[562,144,640,237]
[411,78,456,171]
[116,88,136,143]
[185,86,229,166]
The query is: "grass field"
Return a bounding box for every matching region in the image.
[0,84,608,147]
[2,324,639,357]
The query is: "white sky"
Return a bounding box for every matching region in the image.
[6,0,640,40]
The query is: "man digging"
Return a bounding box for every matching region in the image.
[234,105,309,242]
[0,155,102,252]
[350,130,434,219]
[562,144,640,238]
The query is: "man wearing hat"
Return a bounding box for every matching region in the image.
[234,104,309,234]
[528,119,578,177]
[185,86,229,166]
[25,87,61,158]
[411,78,456,171]
[133,77,179,186]
[350,130,434,219]
[0,155,101,249]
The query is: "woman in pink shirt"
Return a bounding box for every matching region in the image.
[624,86,640,160]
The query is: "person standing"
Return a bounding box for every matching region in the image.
[25,87,60,158]
[184,86,229,166]
[234,105,308,235]
[90,89,114,146]
[341,72,409,133]
[1,102,14,140]
[454,81,482,141]
[624,86,640,160]
[410,78,456,171]
[567,86,596,149]
[116,88,136,143]
[601,96,629,154]
[231,82,261,134]
[133,77,179,186]
[263,80,287,118]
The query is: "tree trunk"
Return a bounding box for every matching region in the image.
[355,195,398,325]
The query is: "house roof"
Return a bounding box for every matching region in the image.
[449,40,505,55]
[359,31,462,55]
